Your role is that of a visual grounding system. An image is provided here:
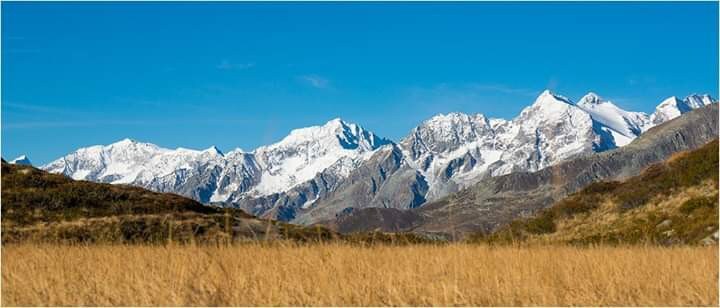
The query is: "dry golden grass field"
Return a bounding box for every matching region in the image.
[1,243,717,306]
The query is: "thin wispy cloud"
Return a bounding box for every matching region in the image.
[298,74,330,89]
[216,60,255,70]
[3,120,152,129]
[3,101,88,115]
[627,75,657,86]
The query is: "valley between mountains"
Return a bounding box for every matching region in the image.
[31,90,718,235]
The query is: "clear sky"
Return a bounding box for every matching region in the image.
[2,2,718,164]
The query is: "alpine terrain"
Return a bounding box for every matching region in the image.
[42,91,717,225]
[333,104,719,236]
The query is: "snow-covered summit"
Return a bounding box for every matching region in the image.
[650,95,717,126]
[684,94,715,109]
[42,138,229,186]
[518,90,578,121]
[400,112,492,161]
[204,146,224,156]
[257,118,389,154]
[577,92,602,106]
[9,155,32,166]
[251,118,391,195]
[576,92,649,146]
[531,90,573,108]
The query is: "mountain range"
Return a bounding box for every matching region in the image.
[331,103,718,237]
[40,90,717,226]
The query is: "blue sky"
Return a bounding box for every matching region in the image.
[2,2,718,164]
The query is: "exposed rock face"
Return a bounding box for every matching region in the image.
[219,144,427,224]
[288,145,429,225]
[334,104,719,235]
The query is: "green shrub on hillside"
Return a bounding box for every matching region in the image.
[679,195,718,215]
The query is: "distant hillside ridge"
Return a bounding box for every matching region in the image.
[0,162,339,244]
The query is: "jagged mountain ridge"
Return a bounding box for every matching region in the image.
[42,91,717,224]
[392,91,711,202]
[332,104,720,236]
[43,119,390,205]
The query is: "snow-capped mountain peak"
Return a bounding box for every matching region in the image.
[9,155,32,166]
[575,92,649,144]
[249,118,391,196]
[117,137,137,144]
[258,118,389,153]
[400,111,493,162]
[658,96,684,107]
[528,90,574,111]
[424,112,490,129]
[110,138,160,149]
[518,90,578,124]
[204,145,224,156]
[684,94,715,109]
[648,94,717,127]
[577,92,604,106]
[416,112,491,138]
[280,118,348,144]
[651,96,692,125]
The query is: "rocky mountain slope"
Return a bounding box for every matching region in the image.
[474,139,718,245]
[42,91,716,225]
[332,104,719,236]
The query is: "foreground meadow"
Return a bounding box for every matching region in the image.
[2,244,717,306]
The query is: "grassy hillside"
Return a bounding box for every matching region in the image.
[0,162,345,244]
[474,139,719,245]
[1,162,435,244]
